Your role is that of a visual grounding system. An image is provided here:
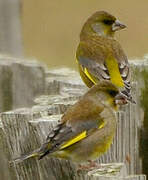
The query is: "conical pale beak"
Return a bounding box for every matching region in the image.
[112,20,126,32]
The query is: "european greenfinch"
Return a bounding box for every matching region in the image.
[76,11,135,103]
[13,81,125,164]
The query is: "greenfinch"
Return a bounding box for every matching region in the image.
[76,11,135,103]
[13,81,125,164]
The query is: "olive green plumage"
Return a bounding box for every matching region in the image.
[13,81,122,163]
[76,11,135,103]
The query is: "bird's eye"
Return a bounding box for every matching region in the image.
[107,90,118,97]
[103,19,114,25]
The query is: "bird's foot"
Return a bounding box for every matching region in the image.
[77,160,101,173]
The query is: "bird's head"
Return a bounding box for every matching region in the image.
[88,81,128,110]
[80,11,126,38]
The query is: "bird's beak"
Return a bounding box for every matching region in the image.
[112,20,126,32]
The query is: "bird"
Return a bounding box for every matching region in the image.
[76,11,135,103]
[12,81,125,165]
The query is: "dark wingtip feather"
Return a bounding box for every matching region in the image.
[10,149,40,164]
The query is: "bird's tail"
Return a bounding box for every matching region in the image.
[11,142,52,164]
[11,148,43,164]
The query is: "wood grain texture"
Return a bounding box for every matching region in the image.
[0,57,45,112]
[0,59,147,179]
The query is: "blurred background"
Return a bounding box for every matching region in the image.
[1,0,148,69]
[22,0,148,68]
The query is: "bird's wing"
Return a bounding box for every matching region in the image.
[115,51,131,94]
[77,41,131,94]
[77,55,110,83]
[47,118,103,151]
[76,42,114,87]
[39,99,104,158]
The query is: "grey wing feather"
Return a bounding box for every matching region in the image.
[39,117,101,159]
[78,56,110,80]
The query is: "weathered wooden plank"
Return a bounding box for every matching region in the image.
[0,58,46,112]
[0,120,17,180]
[45,67,86,95]
[2,109,145,180]
[86,164,146,180]
[0,59,148,179]
[130,58,148,177]
[1,109,42,180]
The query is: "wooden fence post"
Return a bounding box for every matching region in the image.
[0,59,147,179]
[0,56,45,112]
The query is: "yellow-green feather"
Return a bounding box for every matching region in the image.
[77,63,94,88]
[91,134,114,159]
[60,131,87,150]
[60,120,105,150]
[84,68,97,85]
[106,56,124,88]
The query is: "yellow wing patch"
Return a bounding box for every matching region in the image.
[76,57,97,86]
[106,56,124,88]
[60,120,106,150]
[60,131,87,150]
[98,121,105,129]
[84,68,97,85]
